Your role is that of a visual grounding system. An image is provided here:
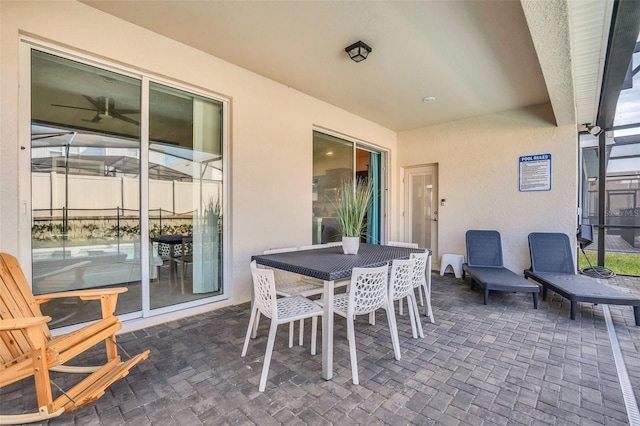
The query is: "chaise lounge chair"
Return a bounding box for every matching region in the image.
[462,230,539,307]
[524,232,640,325]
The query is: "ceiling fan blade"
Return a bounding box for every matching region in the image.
[112,111,139,125]
[113,109,140,115]
[31,133,70,141]
[82,95,100,108]
[82,114,102,123]
[51,103,96,111]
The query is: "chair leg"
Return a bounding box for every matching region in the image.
[259,321,278,392]
[252,311,261,339]
[347,316,359,385]
[418,286,424,307]
[242,306,259,357]
[398,298,404,316]
[406,296,418,338]
[369,311,375,325]
[409,292,425,338]
[299,319,304,346]
[423,284,435,323]
[311,316,318,355]
[384,304,402,361]
[289,321,294,348]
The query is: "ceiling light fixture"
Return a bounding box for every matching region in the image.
[422,96,436,103]
[345,40,372,63]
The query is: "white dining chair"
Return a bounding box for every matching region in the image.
[387,241,419,248]
[258,247,324,347]
[242,261,323,392]
[320,264,401,385]
[387,240,419,316]
[388,258,423,338]
[411,251,434,323]
[299,243,330,250]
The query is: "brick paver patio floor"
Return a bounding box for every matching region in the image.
[2,272,639,425]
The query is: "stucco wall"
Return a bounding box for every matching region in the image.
[397,105,578,273]
[0,1,397,309]
[1,2,581,329]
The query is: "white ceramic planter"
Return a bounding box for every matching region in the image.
[342,236,360,254]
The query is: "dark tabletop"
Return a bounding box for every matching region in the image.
[252,243,427,281]
[154,235,191,244]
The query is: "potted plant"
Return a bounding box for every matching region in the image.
[334,177,374,254]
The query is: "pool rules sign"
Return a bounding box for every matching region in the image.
[519,153,551,192]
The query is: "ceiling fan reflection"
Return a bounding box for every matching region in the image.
[51,95,140,125]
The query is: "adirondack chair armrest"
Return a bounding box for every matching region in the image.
[0,316,52,331]
[35,288,128,317]
[34,287,128,303]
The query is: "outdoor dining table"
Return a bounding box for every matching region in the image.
[251,243,425,380]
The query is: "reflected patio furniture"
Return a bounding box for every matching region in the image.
[156,234,190,291]
[172,237,193,294]
[0,252,149,425]
[320,217,341,243]
[242,261,322,392]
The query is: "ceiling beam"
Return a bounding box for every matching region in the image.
[597,0,640,130]
[521,0,575,126]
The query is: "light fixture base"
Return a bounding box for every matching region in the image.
[345,40,372,63]
[586,124,602,136]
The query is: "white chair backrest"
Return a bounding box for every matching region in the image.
[325,242,343,247]
[263,247,298,254]
[348,264,389,316]
[388,241,419,248]
[250,260,278,320]
[300,244,328,250]
[410,251,429,288]
[389,258,416,301]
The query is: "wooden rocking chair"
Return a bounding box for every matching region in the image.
[0,252,150,424]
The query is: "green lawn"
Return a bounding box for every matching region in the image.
[578,250,640,276]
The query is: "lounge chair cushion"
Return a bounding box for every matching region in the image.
[463,230,539,307]
[463,265,539,306]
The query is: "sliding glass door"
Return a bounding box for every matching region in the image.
[28,46,225,328]
[312,131,383,244]
[149,82,223,309]
[31,50,143,327]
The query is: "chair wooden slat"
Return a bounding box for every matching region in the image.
[0,252,150,424]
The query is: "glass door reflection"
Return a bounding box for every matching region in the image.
[149,82,223,309]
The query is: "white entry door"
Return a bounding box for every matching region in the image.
[404,165,439,267]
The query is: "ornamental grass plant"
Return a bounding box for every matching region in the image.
[335,177,374,238]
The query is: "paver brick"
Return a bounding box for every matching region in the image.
[2,273,639,425]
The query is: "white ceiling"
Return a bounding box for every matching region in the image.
[80,0,608,132]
